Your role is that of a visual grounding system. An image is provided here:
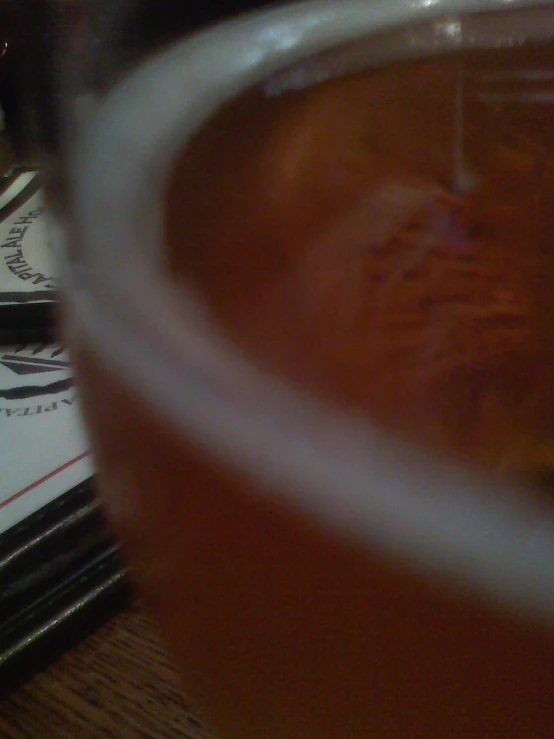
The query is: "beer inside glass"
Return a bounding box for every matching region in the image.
[58,0,554,736]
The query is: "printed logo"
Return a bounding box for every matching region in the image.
[0,179,56,305]
[0,344,75,418]
[1,203,54,289]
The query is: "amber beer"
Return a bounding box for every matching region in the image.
[65,1,554,737]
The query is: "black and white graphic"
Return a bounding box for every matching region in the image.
[0,344,73,410]
[0,344,92,535]
[0,173,56,307]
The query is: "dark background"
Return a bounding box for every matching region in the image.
[0,0,276,159]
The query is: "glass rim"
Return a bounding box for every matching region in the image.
[65,0,554,622]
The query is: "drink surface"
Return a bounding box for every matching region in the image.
[166,40,554,492]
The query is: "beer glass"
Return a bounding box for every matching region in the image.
[47,0,554,736]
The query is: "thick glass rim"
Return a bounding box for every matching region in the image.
[65,0,554,622]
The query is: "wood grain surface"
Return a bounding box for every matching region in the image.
[0,604,219,739]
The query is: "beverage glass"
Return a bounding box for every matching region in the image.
[47,1,554,736]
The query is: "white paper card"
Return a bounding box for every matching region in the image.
[0,343,93,535]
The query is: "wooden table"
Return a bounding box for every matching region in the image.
[0,605,219,739]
